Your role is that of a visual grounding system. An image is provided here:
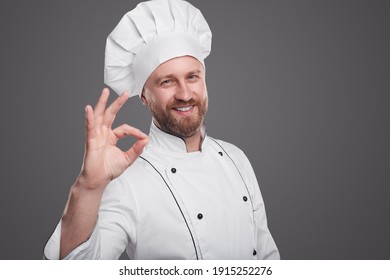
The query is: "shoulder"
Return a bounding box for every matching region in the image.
[207,136,257,180]
[207,136,248,162]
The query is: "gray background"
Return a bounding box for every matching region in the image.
[0,0,389,259]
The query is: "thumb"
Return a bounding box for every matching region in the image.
[124,137,149,164]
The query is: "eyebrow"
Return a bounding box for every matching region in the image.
[188,70,202,75]
[154,70,203,85]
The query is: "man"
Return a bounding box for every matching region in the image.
[44,0,279,260]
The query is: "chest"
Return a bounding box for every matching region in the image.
[127,150,256,259]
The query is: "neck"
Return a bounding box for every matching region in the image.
[183,130,202,152]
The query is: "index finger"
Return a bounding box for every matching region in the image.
[93,88,110,120]
[103,91,129,127]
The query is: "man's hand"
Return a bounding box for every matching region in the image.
[79,88,148,190]
[59,88,148,259]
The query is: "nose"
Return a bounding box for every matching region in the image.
[174,81,192,102]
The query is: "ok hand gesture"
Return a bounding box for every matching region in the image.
[79,88,148,190]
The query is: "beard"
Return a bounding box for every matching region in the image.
[149,97,208,138]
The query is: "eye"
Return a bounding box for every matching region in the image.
[187,74,199,81]
[160,79,173,86]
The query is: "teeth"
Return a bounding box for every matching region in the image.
[175,106,192,112]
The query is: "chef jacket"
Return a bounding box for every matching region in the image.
[44,122,279,260]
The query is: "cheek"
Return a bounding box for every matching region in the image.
[150,95,172,110]
[197,84,208,100]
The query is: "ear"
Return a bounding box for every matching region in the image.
[140,90,147,106]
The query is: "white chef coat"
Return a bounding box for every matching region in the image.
[44,122,279,260]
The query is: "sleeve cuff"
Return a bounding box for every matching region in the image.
[43,219,101,260]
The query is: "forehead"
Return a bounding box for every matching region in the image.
[149,56,204,78]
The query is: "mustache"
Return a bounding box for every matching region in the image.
[169,98,200,108]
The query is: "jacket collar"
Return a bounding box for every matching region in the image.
[148,121,207,153]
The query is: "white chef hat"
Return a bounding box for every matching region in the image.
[104,0,212,98]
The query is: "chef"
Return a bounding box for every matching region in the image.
[44,0,280,260]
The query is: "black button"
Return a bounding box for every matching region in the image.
[171,168,176,173]
[218,151,223,156]
[253,249,257,256]
[197,213,203,220]
[243,196,248,202]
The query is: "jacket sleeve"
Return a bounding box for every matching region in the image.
[43,219,101,260]
[43,172,137,260]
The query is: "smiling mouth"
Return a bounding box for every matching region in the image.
[173,106,194,112]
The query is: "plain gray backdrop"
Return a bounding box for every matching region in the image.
[0,0,389,259]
